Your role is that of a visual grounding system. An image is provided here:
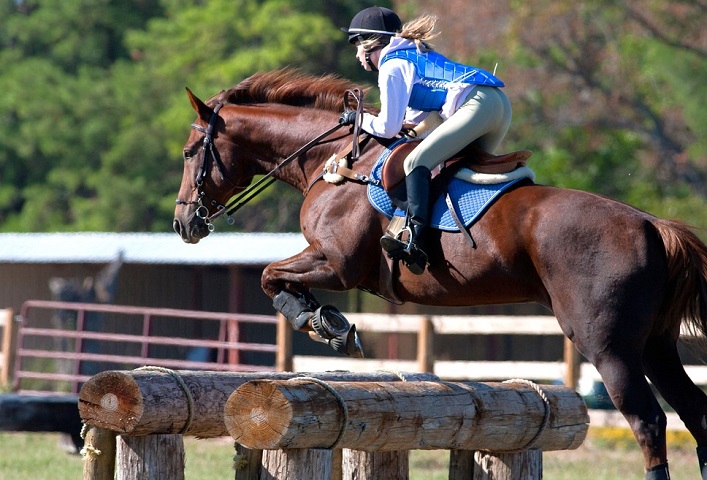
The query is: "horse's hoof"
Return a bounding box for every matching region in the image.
[310,305,350,340]
[329,325,365,358]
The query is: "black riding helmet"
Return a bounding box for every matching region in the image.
[341,6,402,44]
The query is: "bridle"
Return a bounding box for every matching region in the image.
[175,96,364,231]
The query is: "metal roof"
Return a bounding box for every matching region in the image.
[0,232,308,265]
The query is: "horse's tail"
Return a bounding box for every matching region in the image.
[652,218,707,338]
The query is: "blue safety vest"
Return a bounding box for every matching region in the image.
[379,48,504,112]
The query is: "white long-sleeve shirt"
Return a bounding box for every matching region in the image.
[360,37,475,138]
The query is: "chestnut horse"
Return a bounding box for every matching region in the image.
[173,69,707,479]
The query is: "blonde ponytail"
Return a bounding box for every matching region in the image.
[397,14,440,52]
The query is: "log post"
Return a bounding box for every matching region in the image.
[115,434,184,480]
[78,370,439,437]
[449,450,475,480]
[82,427,116,480]
[225,379,588,452]
[473,449,542,480]
[342,449,409,480]
[233,443,262,480]
[260,448,332,479]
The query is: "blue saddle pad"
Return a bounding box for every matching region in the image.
[366,140,528,231]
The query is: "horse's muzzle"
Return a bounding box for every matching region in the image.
[173,218,208,244]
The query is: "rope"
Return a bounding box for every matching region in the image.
[502,378,551,451]
[134,366,195,435]
[290,376,349,449]
[79,423,102,460]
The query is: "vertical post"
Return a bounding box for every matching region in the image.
[276,313,293,372]
[233,443,262,480]
[449,450,475,479]
[115,434,185,480]
[330,449,343,480]
[417,316,434,373]
[472,450,542,480]
[1,309,15,387]
[82,427,117,480]
[341,450,409,480]
[563,337,581,391]
[261,449,332,479]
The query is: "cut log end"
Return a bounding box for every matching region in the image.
[78,371,144,434]
[225,380,294,449]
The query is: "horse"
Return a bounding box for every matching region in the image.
[173,69,707,479]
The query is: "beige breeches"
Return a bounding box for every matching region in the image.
[403,86,512,175]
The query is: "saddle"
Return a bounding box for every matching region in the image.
[381,141,532,191]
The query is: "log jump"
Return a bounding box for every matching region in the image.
[78,369,588,480]
[225,378,588,452]
[77,369,438,437]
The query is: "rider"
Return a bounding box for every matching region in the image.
[341,6,512,275]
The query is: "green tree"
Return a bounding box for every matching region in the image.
[0,0,388,232]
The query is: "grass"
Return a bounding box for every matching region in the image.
[0,428,700,479]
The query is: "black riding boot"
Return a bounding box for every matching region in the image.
[380,166,431,275]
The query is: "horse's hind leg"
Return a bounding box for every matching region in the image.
[591,348,670,479]
[643,334,707,479]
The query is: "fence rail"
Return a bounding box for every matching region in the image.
[10,300,284,395]
[3,302,706,397]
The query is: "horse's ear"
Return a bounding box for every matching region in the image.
[185,87,213,121]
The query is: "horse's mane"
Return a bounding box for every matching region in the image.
[210,68,366,113]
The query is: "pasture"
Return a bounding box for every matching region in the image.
[0,429,697,479]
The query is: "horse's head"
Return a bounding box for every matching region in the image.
[173,88,253,243]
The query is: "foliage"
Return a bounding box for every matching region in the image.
[0,0,704,235]
[504,0,707,232]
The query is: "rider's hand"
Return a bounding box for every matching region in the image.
[339,110,357,126]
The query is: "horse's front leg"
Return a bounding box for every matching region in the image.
[262,245,364,358]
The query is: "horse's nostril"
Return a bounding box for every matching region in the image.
[173,219,181,235]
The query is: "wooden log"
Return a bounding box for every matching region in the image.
[115,434,184,480]
[78,370,438,437]
[225,379,588,452]
[260,449,332,479]
[82,427,116,480]
[341,449,409,480]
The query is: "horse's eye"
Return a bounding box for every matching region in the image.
[183,150,193,161]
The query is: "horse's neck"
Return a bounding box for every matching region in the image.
[241,110,347,193]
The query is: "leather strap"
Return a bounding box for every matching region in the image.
[445,192,476,249]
